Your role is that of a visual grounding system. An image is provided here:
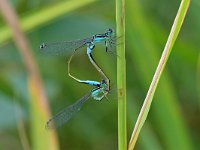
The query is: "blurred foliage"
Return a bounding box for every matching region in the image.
[0,0,199,150]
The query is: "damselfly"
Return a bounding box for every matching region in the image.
[46,79,109,129]
[40,28,116,56]
[40,29,115,88]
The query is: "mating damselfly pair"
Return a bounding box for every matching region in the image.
[40,28,116,129]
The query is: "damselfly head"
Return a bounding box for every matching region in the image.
[105,28,113,37]
[39,43,47,49]
[101,79,106,84]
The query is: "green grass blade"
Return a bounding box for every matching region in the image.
[126,0,195,148]
[29,79,59,150]
[0,0,97,43]
[128,0,191,149]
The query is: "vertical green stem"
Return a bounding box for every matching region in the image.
[116,0,126,149]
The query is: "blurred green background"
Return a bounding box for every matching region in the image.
[0,0,199,150]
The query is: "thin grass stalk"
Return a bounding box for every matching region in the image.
[0,1,59,149]
[116,0,126,149]
[128,0,191,149]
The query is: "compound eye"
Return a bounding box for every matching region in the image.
[105,28,113,36]
[40,43,47,49]
[101,79,106,84]
[108,28,113,33]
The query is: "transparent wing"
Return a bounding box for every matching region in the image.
[40,37,93,56]
[46,92,91,129]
